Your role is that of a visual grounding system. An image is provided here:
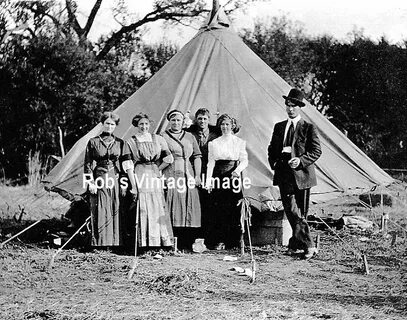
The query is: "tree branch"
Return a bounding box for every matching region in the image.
[18,0,250,59]
[65,0,83,38]
[83,0,102,38]
[16,1,69,38]
[96,9,206,60]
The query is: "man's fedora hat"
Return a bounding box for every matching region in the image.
[283,88,305,107]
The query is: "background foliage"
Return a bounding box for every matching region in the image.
[241,18,407,169]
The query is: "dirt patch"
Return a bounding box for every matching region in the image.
[1,186,407,319]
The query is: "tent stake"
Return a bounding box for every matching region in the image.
[0,220,42,248]
[240,233,245,255]
[315,234,320,251]
[172,236,178,253]
[380,190,389,235]
[362,254,370,275]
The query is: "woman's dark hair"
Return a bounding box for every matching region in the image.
[132,113,151,127]
[100,111,120,125]
[216,113,240,134]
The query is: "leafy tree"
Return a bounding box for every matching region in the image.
[4,0,253,60]
[0,16,180,181]
[0,32,146,180]
[142,41,178,76]
[0,0,200,181]
[241,16,317,89]
[242,18,407,168]
[314,35,407,167]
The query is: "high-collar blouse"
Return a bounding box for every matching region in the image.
[205,133,248,186]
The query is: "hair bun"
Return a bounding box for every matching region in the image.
[216,113,241,133]
[132,112,150,127]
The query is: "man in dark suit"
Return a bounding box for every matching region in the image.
[268,88,322,259]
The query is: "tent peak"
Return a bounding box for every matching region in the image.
[201,5,231,30]
[209,0,220,22]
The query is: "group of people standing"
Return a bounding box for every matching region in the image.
[84,108,248,252]
[84,87,322,260]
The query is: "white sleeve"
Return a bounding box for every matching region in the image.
[122,160,134,172]
[234,139,248,175]
[163,154,174,164]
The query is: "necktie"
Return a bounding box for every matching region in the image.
[284,122,294,147]
[198,132,206,148]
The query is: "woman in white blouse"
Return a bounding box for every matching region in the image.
[205,114,248,249]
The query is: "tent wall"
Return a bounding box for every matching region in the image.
[43,11,393,203]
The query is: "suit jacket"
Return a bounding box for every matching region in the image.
[268,118,322,189]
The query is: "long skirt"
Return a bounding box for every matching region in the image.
[207,160,242,248]
[89,167,122,246]
[131,163,173,247]
[165,170,201,228]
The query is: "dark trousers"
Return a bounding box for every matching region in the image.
[278,153,314,250]
[279,186,314,250]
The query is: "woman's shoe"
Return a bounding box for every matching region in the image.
[215,242,225,250]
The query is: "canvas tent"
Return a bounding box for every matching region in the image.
[43,8,394,204]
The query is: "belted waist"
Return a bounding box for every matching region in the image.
[96,160,116,168]
[215,160,238,165]
[136,161,157,166]
[173,155,187,160]
[95,160,117,174]
[213,160,238,177]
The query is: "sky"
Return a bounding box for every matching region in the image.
[76,0,407,46]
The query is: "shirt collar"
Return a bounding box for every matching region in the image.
[221,132,233,138]
[198,127,209,138]
[288,115,301,127]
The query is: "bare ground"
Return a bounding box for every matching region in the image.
[0,185,406,320]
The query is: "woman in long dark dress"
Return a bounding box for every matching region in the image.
[205,114,248,249]
[122,113,174,247]
[84,112,123,247]
[162,110,202,248]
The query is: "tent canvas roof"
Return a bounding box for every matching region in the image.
[43,8,394,203]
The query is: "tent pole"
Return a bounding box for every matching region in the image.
[245,217,256,284]
[380,188,388,235]
[0,219,42,248]
[209,0,220,22]
[48,216,90,269]
[240,233,245,255]
[128,201,140,280]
